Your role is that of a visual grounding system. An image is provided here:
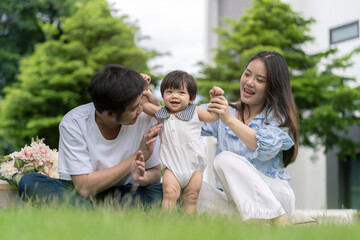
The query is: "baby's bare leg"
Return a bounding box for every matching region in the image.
[182,171,203,213]
[162,168,181,211]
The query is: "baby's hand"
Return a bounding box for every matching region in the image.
[209,86,225,98]
[140,73,151,91]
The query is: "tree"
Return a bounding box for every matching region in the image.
[0,0,158,149]
[198,0,360,162]
[0,0,80,93]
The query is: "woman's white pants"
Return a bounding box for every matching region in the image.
[197,151,295,221]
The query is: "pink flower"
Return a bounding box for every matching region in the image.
[31,142,51,166]
[19,146,34,161]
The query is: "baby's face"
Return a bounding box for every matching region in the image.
[163,85,191,114]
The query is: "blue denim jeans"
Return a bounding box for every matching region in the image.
[18,172,163,208]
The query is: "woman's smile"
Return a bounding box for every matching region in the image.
[243,87,255,97]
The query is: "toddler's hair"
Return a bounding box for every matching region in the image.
[160,70,198,101]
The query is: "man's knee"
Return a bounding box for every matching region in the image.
[18,172,43,197]
[137,183,163,204]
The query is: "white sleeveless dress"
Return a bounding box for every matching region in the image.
[156,104,207,188]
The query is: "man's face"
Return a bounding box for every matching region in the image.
[116,95,143,125]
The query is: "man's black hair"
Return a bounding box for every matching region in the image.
[87,64,145,115]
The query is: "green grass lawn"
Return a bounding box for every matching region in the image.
[0,205,359,240]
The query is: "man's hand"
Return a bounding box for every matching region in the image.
[138,123,163,161]
[131,151,146,185]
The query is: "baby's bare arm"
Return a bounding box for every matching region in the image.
[142,91,162,117]
[140,73,151,91]
[197,86,225,122]
[197,107,219,122]
[141,73,160,107]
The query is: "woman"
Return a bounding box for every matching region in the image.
[202,51,299,224]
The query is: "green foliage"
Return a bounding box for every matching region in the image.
[0,0,156,149]
[0,0,80,92]
[199,0,360,161]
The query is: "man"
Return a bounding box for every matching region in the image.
[18,64,163,207]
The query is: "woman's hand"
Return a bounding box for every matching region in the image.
[208,95,234,124]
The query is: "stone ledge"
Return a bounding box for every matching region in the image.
[293,209,359,225]
[0,183,17,190]
[0,182,22,208]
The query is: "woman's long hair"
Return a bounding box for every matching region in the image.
[231,51,299,167]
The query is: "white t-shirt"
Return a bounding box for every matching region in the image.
[58,103,160,186]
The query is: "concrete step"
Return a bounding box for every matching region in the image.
[0,181,22,208]
[292,209,359,225]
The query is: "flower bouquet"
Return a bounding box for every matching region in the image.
[0,138,58,187]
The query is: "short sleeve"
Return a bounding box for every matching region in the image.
[199,103,219,138]
[58,124,93,177]
[248,125,294,161]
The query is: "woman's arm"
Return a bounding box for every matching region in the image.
[208,96,258,150]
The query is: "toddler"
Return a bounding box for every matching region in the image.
[142,70,223,213]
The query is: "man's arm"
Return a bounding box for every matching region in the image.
[131,151,161,186]
[71,123,163,198]
[71,153,135,198]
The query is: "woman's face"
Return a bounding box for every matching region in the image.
[240,59,267,108]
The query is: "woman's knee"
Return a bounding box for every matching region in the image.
[280,188,295,217]
[213,151,247,172]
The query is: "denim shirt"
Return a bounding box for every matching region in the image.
[200,104,294,181]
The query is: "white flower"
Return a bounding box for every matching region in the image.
[0,160,18,180]
[0,138,59,184]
